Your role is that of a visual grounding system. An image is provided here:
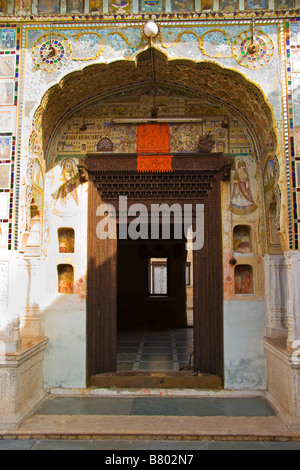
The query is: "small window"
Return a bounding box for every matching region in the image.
[149,257,168,295]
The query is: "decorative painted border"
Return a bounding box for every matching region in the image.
[0,7,300,22]
[286,18,300,250]
[0,24,19,251]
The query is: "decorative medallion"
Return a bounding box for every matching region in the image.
[32,33,72,72]
[232,29,274,69]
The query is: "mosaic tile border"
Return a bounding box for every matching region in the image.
[286,18,300,250]
[0,24,20,251]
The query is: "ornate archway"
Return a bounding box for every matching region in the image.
[27,47,279,387]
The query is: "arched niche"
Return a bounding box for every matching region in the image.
[234,264,254,295]
[233,225,251,253]
[57,264,74,294]
[263,155,282,253]
[58,227,75,253]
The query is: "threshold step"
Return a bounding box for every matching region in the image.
[89,372,222,389]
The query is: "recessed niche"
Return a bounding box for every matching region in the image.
[58,228,75,253]
[27,197,41,248]
[234,264,253,295]
[233,225,251,253]
[57,264,74,294]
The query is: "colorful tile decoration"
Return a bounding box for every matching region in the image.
[0,0,296,14]
[232,29,274,69]
[31,33,72,73]
[0,25,19,251]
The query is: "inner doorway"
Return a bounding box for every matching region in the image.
[117,226,194,373]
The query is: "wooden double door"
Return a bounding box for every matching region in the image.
[85,152,228,384]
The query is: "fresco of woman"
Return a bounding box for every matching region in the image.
[231,159,257,215]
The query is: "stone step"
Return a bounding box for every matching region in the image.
[2,415,300,442]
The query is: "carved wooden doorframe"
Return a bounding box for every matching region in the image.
[84,153,230,384]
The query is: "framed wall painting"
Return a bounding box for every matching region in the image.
[0,192,9,218]
[0,136,11,160]
[38,0,60,14]
[0,29,16,51]
[0,81,14,106]
[0,56,15,78]
[0,107,16,133]
[0,223,8,249]
[0,164,10,189]
[66,0,83,13]
[245,0,267,8]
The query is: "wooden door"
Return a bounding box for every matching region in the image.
[86,153,227,382]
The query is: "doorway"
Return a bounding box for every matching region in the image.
[117,226,194,373]
[86,154,226,386]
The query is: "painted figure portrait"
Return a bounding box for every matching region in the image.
[275,0,294,8]
[90,0,102,11]
[58,228,75,253]
[231,159,257,215]
[0,137,11,159]
[0,108,16,132]
[220,0,238,11]
[235,265,253,295]
[233,226,251,253]
[140,0,163,12]
[0,164,10,189]
[58,265,74,294]
[171,0,194,11]
[0,29,15,51]
[245,0,267,8]
[110,0,130,13]
[66,0,83,13]
[38,0,59,13]
[0,81,14,106]
[0,56,15,78]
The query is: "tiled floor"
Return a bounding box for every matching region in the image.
[117,328,194,372]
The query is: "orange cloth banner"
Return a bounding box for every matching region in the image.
[137,124,173,172]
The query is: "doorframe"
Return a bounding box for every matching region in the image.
[85,152,230,385]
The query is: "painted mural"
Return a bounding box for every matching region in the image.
[0,0,297,14]
[0,5,297,395]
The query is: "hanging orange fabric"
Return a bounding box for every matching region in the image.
[137,124,173,172]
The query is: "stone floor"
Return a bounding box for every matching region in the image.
[1,438,300,450]
[2,394,300,450]
[117,328,194,372]
[1,328,300,450]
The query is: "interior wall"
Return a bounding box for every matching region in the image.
[117,237,187,329]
